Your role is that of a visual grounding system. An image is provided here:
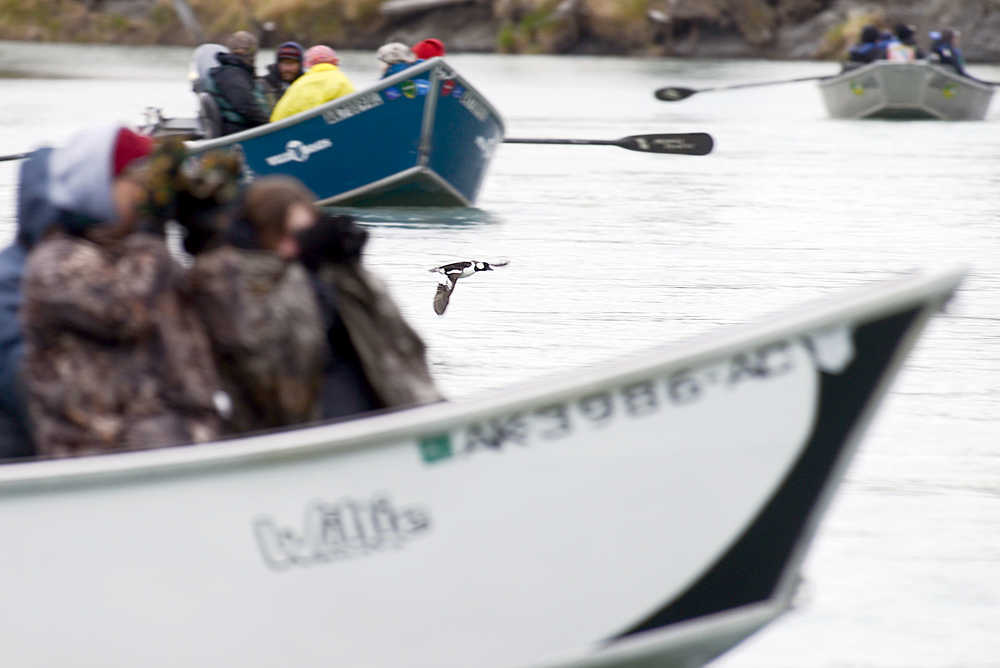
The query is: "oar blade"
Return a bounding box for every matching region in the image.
[619,133,714,156]
[654,86,696,101]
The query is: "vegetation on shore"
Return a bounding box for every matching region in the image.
[1,0,998,61]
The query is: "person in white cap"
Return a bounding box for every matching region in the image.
[376,41,417,78]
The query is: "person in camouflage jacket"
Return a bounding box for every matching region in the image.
[185,176,327,435]
[20,135,237,457]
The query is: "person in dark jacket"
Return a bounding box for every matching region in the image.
[888,23,925,61]
[848,25,885,64]
[0,125,153,460]
[207,31,270,136]
[930,29,968,77]
[294,210,444,419]
[259,41,304,111]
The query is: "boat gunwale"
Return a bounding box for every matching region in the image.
[0,267,966,491]
[817,61,994,93]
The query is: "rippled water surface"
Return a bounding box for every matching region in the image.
[1,41,998,667]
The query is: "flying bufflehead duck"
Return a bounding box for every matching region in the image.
[429,259,509,315]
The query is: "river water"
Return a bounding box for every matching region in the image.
[1,41,998,667]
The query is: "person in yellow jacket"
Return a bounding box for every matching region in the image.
[270,45,356,122]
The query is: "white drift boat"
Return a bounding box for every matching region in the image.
[0,268,964,668]
[819,61,994,120]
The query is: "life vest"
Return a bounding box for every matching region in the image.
[202,66,268,126]
[886,41,915,62]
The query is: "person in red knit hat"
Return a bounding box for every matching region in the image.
[412,38,446,60]
[112,127,154,176]
[18,129,243,456]
[0,124,155,459]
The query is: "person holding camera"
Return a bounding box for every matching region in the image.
[19,130,236,457]
[295,205,444,419]
[185,175,328,434]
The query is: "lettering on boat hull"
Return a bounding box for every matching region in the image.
[254,495,431,571]
[322,92,385,124]
[418,329,855,465]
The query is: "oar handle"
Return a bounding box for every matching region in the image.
[705,75,830,93]
[503,133,712,155]
[655,74,832,101]
[503,138,614,146]
[0,152,29,163]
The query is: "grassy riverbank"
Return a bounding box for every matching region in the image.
[0,0,384,46]
[0,0,997,61]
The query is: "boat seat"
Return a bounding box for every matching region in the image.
[197,92,222,139]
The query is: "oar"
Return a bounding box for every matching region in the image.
[654,76,832,101]
[3,132,714,162]
[503,132,713,156]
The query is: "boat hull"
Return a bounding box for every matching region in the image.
[187,59,504,206]
[0,269,963,668]
[818,62,994,120]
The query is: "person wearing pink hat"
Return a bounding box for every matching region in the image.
[270,44,356,122]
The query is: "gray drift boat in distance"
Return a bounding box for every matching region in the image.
[0,268,964,668]
[819,61,994,120]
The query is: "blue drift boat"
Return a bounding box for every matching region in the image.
[187,58,504,206]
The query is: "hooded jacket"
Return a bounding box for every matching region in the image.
[295,215,443,419]
[269,63,356,123]
[207,52,270,135]
[0,124,124,459]
[848,27,885,63]
[930,34,967,76]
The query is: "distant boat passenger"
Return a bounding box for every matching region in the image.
[929,29,968,77]
[206,31,271,136]
[259,41,304,111]
[412,38,446,61]
[376,42,418,79]
[270,45,356,122]
[848,25,885,64]
[886,23,925,61]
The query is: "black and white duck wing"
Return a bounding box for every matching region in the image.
[433,275,458,315]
